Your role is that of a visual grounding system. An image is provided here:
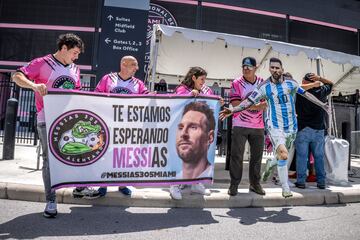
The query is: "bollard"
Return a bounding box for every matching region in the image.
[2,98,18,160]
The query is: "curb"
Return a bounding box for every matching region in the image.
[0,182,7,199]
[1,182,360,208]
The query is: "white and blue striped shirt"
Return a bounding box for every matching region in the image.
[248,77,305,133]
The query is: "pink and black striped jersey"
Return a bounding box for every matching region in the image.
[18,54,81,123]
[95,72,148,94]
[175,84,214,95]
[230,75,264,129]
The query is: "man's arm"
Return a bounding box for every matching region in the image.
[309,74,333,86]
[301,81,322,90]
[220,87,265,120]
[301,74,333,91]
[220,98,255,120]
[12,72,47,96]
[231,99,267,110]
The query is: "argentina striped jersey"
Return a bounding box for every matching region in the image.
[248,77,306,133]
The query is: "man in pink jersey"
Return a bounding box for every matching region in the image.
[94,56,148,94]
[12,33,88,218]
[78,55,148,198]
[228,57,267,196]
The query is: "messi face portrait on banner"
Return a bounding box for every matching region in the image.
[175,101,215,180]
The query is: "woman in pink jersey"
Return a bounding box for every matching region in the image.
[170,66,223,200]
[175,67,213,96]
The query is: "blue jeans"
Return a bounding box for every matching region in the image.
[37,123,56,202]
[295,127,326,185]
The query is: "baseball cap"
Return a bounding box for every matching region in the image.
[242,57,257,67]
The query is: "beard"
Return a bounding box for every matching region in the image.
[177,146,206,165]
[272,72,282,82]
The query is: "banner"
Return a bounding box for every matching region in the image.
[44,91,220,189]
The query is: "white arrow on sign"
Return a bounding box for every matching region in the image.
[105,38,111,44]
[107,15,114,21]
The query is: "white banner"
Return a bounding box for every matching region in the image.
[44,91,220,189]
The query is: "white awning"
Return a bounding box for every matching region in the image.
[149,24,360,95]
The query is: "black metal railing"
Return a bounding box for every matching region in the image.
[0,75,94,145]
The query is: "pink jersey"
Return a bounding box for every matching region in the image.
[18,54,81,123]
[95,72,148,94]
[230,76,264,129]
[175,84,214,95]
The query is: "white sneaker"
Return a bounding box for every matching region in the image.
[170,185,182,200]
[43,200,57,218]
[282,186,293,198]
[191,183,210,196]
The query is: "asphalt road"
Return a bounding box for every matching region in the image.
[0,199,359,240]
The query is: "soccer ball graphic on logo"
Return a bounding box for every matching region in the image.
[86,133,101,149]
[58,121,104,155]
[58,130,75,150]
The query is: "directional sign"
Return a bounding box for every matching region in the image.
[107,15,114,21]
[97,0,149,81]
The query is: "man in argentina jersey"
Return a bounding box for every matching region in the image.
[220,57,329,198]
[228,57,267,197]
[12,33,85,218]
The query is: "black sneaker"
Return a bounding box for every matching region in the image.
[295,182,306,189]
[249,184,265,195]
[317,183,326,189]
[228,185,238,196]
[119,186,132,196]
[98,187,108,197]
[43,201,57,218]
[72,187,101,199]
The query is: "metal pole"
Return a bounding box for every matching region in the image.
[357,29,359,56]
[196,1,202,30]
[285,14,290,43]
[150,29,160,92]
[316,58,321,75]
[2,98,18,160]
[355,89,359,131]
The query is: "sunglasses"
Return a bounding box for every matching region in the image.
[242,65,254,70]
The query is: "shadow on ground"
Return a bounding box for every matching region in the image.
[0,206,218,239]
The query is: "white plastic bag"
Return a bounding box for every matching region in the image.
[324,135,349,185]
[324,96,350,186]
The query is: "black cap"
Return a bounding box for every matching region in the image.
[242,57,256,67]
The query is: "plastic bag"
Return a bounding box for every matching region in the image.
[324,135,350,186]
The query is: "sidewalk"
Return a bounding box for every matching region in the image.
[1,144,360,208]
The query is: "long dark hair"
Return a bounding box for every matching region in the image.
[181,66,207,89]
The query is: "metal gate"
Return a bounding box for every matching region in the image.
[0,72,38,145]
[0,74,95,145]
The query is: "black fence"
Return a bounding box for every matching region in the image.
[0,74,94,145]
